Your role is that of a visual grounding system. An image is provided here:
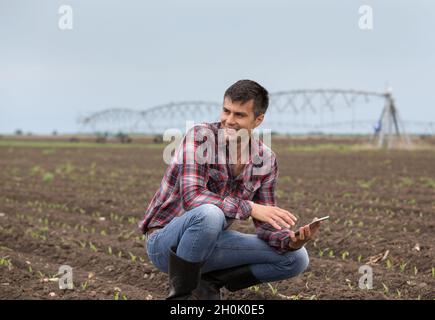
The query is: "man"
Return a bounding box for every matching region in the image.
[139,80,323,300]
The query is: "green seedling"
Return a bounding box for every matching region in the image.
[77,240,86,249]
[328,250,335,258]
[42,172,55,183]
[399,262,407,273]
[267,283,278,295]
[89,242,98,252]
[249,285,260,293]
[341,251,349,260]
[385,259,393,269]
[128,252,137,263]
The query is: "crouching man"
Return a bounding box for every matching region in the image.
[139,80,322,300]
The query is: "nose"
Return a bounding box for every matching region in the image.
[225,113,237,127]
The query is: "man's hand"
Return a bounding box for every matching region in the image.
[288,218,322,251]
[249,202,297,230]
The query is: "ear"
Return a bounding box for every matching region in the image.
[254,114,264,128]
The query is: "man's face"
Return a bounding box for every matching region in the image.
[220,97,264,142]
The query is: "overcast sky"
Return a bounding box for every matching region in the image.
[0,0,434,134]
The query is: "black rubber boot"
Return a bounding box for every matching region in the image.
[166,247,203,300]
[191,278,222,300]
[192,265,260,300]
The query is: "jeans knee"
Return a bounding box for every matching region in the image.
[281,246,309,277]
[192,204,226,229]
[292,246,309,275]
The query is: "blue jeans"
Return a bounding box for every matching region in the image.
[145,204,309,283]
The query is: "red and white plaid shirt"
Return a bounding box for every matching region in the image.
[139,122,293,253]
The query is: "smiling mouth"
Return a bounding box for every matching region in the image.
[223,126,239,131]
[224,128,239,136]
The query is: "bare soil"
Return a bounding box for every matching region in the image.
[0,138,434,300]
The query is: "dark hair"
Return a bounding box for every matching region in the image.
[224,80,269,118]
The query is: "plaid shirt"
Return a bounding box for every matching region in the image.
[139,122,293,253]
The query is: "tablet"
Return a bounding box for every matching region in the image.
[293,215,329,237]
